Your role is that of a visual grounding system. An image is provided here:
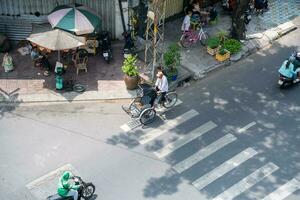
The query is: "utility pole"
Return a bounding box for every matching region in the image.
[144,0,167,80]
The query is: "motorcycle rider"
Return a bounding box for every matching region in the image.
[279,58,300,81]
[57,171,80,200]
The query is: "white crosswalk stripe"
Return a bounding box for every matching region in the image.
[192,147,258,191]
[173,134,237,173]
[213,162,279,200]
[120,100,182,132]
[262,176,300,200]
[138,109,199,144]
[154,121,217,158]
[237,121,257,133]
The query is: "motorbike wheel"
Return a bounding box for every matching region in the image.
[81,183,95,199]
[162,92,178,109]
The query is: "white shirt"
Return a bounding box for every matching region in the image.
[155,75,168,93]
[181,15,190,31]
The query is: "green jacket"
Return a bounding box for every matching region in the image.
[57,171,80,197]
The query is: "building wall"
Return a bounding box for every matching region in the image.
[0,0,117,39]
[165,0,184,18]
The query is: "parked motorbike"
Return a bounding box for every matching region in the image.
[99,31,112,63]
[47,176,95,200]
[278,51,300,89]
[244,6,252,25]
[122,30,135,58]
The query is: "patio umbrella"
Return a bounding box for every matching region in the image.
[27,29,86,60]
[48,4,101,35]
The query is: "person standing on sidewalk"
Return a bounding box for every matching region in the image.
[178,9,192,47]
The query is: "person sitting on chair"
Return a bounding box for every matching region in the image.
[154,66,168,106]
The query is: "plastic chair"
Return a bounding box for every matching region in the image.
[74,56,88,75]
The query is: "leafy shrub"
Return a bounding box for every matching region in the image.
[218,48,227,55]
[223,39,242,54]
[164,43,181,67]
[216,30,228,45]
[207,37,220,49]
[121,55,139,76]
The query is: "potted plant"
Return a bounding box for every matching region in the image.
[223,39,242,55]
[163,43,181,81]
[216,30,228,45]
[207,37,220,55]
[216,47,230,62]
[121,55,139,90]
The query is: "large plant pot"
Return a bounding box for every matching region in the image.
[124,75,139,90]
[216,49,230,62]
[207,46,220,56]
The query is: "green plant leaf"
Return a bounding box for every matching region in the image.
[223,39,241,54]
[121,55,139,76]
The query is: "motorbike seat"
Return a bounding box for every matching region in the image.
[47,194,73,200]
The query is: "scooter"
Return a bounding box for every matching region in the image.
[99,31,112,63]
[47,176,95,200]
[278,51,300,89]
[122,30,135,58]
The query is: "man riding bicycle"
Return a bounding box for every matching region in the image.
[154,66,168,106]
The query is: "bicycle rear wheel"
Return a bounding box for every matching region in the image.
[140,108,156,125]
[180,35,193,48]
[200,32,209,46]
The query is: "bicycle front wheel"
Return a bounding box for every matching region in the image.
[162,92,178,108]
[140,108,156,125]
[200,32,209,46]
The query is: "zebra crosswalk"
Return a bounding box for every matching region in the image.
[120,100,300,199]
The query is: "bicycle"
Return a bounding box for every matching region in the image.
[122,83,178,125]
[179,26,209,48]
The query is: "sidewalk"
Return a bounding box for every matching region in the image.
[164,0,300,79]
[0,0,299,103]
[0,42,138,103]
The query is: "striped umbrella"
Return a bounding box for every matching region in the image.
[48,4,101,35]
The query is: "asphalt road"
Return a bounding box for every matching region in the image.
[1,26,300,200]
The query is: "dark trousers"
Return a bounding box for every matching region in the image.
[155,92,166,106]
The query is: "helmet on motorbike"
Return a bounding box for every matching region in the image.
[297,52,300,58]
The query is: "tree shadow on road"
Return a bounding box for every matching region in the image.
[142,42,300,199]
[0,88,22,120]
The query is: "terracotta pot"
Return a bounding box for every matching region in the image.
[124,75,139,90]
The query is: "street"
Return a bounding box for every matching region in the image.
[1,25,300,200]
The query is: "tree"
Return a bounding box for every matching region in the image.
[231,0,250,40]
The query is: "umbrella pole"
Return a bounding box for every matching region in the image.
[58,50,61,62]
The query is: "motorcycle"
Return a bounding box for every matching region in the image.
[122,30,135,58]
[99,31,112,63]
[278,51,300,89]
[47,176,95,200]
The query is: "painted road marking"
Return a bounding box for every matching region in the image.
[192,148,258,191]
[139,109,199,144]
[26,163,79,190]
[173,134,237,173]
[120,100,182,132]
[262,176,300,200]
[237,121,257,134]
[154,121,217,158]
[213,162,279,200]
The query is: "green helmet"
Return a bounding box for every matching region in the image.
[62,171,72,181]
